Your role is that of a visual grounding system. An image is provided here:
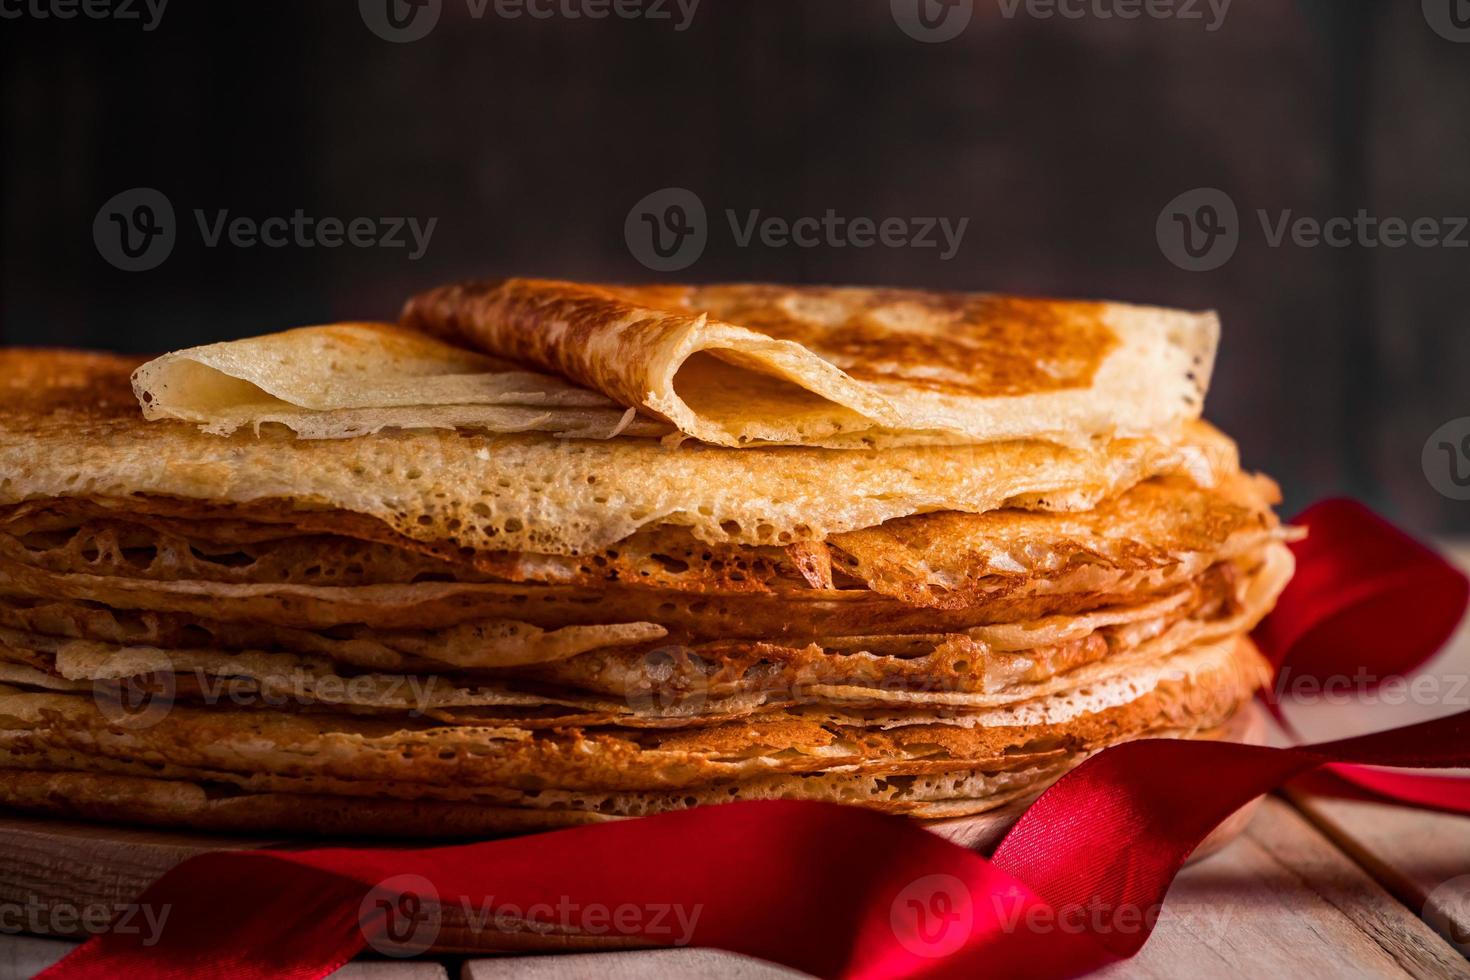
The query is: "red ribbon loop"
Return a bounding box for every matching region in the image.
[1255,499,1470,815]
[1256,498,1469,684]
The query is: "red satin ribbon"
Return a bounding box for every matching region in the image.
[39,500,1470,980]
[1256,499,1470,814]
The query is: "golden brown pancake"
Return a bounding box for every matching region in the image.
[0,470,1284,600]
[0,636,1265,812]
[131,322,668,441]
[0,542,1289,725]
[0,349,1236,557]
[402,279,1217,448]
[0,292,1284,841]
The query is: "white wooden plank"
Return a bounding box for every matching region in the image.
[1096,796,1466,979]
[335,961,451,980]
[461,947,804,980]
[1280,538,1470,957]
[0,934,452,980]
[1289,781,1470,962]
[1281,540,1470,745]
[0,934,73,979]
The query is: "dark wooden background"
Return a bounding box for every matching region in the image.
[2,1,1467,533]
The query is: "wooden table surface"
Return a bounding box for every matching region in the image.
[5,545,1470,980]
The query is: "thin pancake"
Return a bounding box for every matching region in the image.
[0,595,665,672]
[402,280,1217,448]
[0,555,1253,636]
[827,471,1291,609]
[521,545,1289,708]
[0,636,1265,794]
[0,708,1257,842]
[0,471,1286,605]
[131,322,668,440]
[0,561,1236,679]
[0,545,1288,720]
[0,349,1236,556]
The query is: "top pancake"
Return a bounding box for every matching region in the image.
[131,322,669,440]
[0,349,1236,557]
[402,280,1218,448]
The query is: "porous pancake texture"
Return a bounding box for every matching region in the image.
[0,301,1289,837]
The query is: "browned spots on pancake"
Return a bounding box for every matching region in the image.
[524,626,1129,702]
[827,473,1282,610]
[683,285,1119,397]
[0,350,147,421]
[402,280,687,409]
[1,637,1265,793]
[402,279,1120,401]
[0,496,823,597]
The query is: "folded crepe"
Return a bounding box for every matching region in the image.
[132,321,668,440]
[0,281,1288,840]
[7,350,1235,557]
[401,279,1218,448]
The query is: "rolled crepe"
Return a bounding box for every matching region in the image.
[402,279,1219,448]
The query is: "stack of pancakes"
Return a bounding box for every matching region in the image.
[0,281,1293,837]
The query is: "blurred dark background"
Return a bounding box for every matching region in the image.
[2,0,1467,533]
